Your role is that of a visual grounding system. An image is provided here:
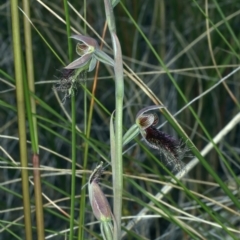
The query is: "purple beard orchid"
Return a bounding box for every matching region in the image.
[135,105,189,172]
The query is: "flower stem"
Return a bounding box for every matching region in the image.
[63,1,76,239]
[103,1,124,239]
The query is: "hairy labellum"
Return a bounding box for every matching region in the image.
[53,68,85,103]
[144,126,187,172]
[135,106,188,172]
[53,78,72,92]
[53,69,75,92]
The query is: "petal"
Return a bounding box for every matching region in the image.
[94,49,114,67]
[152,113,159,126]
[70,35,99,48]
[136,105,165,120]
[64,53,92,69]
[88,57,97,72]
[89,181,112,221]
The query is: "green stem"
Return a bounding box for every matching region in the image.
[23,0,38,153]
[103,1,124,239]
[63,1,75,238]
[32,154,45,240]
[70,93,77,240]
[64,0,73,62]
[78,77,88,240]
[78,2,88,239]
[22,0,45,238]
[10,1,33,239]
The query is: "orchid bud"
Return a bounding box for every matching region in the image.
[88,162,114,239]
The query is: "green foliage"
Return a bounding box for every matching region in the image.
[1,0,240,239]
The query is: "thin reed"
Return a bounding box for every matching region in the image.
[1,1,240,239]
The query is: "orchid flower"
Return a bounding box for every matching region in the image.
[135,105,188,172]
[65,35,114,72]
[54,35,115,103]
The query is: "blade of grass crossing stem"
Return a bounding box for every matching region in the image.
[63,1,76,239]
[120,2,240,209]
[0,69,15,83]
[10,0,33,239]
[29,93,68,123]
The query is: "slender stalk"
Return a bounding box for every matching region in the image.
[32,154,45,239]
[10,1,32,239]
[103,1,124,239]
[78,82,87,240]
[64,0,73,62]
[70,93,77,240]
[22,0,38,152]
[78,1,88,239]
[22,1,44,238]
[63,1,76,239]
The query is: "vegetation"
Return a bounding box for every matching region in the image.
[1,0,240,239]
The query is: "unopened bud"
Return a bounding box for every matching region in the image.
[88,162,112,221]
